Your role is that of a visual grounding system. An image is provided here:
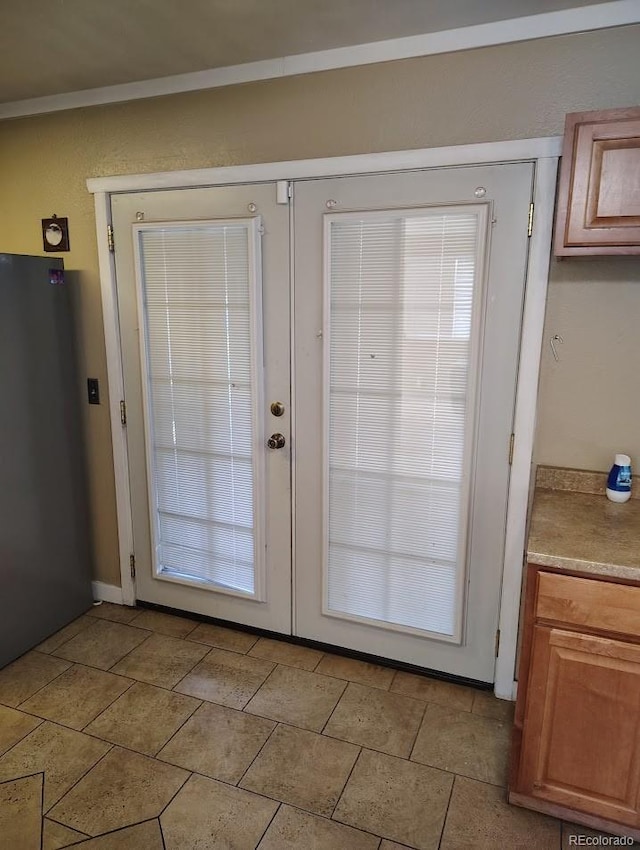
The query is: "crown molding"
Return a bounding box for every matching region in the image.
[1,1,638,121]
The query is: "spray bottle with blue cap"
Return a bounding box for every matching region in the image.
[606,454,632,503]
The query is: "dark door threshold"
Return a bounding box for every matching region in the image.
[135,599,494,691]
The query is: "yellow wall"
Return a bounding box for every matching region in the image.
[1,25,639,586]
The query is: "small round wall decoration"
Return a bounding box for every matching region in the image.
[42,215,70,252]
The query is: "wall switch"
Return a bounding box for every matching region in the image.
[87,378,100,404]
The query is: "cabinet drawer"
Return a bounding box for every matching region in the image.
[537,571,640,639]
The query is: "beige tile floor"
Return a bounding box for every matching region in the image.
[0,602,627,849]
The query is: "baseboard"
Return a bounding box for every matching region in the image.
[91,581,125,605]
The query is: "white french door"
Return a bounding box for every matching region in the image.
[112,184,291,633]
[112,163,533,682]
[293,164,534,681]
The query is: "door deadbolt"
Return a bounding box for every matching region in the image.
[270,401,285,417]
[267,433,286,450]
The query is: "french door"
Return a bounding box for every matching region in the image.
[293,165,533,681]
[112,184,291,632]
[112,162,534,681]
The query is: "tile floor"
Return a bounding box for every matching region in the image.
[0,602,626,849]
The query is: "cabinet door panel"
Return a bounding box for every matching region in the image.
[555,106,640,255]
[519,626,640,826]
[569,121,640,243]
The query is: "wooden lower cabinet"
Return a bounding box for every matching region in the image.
[510,566,640,838]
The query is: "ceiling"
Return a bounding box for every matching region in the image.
[0,0,623,104]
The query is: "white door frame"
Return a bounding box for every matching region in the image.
[88,136,560,699]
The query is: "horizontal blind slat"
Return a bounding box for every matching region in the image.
[326,210,480,636]
[138,223,257,595]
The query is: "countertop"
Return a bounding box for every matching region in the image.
[527,483,640,581]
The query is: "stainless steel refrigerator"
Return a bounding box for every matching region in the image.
[0,254,94,668]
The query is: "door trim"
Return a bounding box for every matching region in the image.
[496,155,558,698]
[88,137,560,194]
[89,138,559,698]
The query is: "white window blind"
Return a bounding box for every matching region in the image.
[325,208,484,637]
[135,220,263,597]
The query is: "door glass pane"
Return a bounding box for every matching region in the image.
[135,220,263,597]
[325,207,485,637]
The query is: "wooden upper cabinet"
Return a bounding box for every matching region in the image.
[555,106,640,255]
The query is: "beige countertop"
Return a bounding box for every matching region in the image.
[527,487,640,581]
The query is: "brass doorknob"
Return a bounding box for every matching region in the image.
[267,433,286,449]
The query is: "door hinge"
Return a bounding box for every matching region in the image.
[107,224,115,252]
[129,554,136,579]
[508,433,515,465]
[495,628,501,657]
[527,203,534,237]
[120,400,127,426]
